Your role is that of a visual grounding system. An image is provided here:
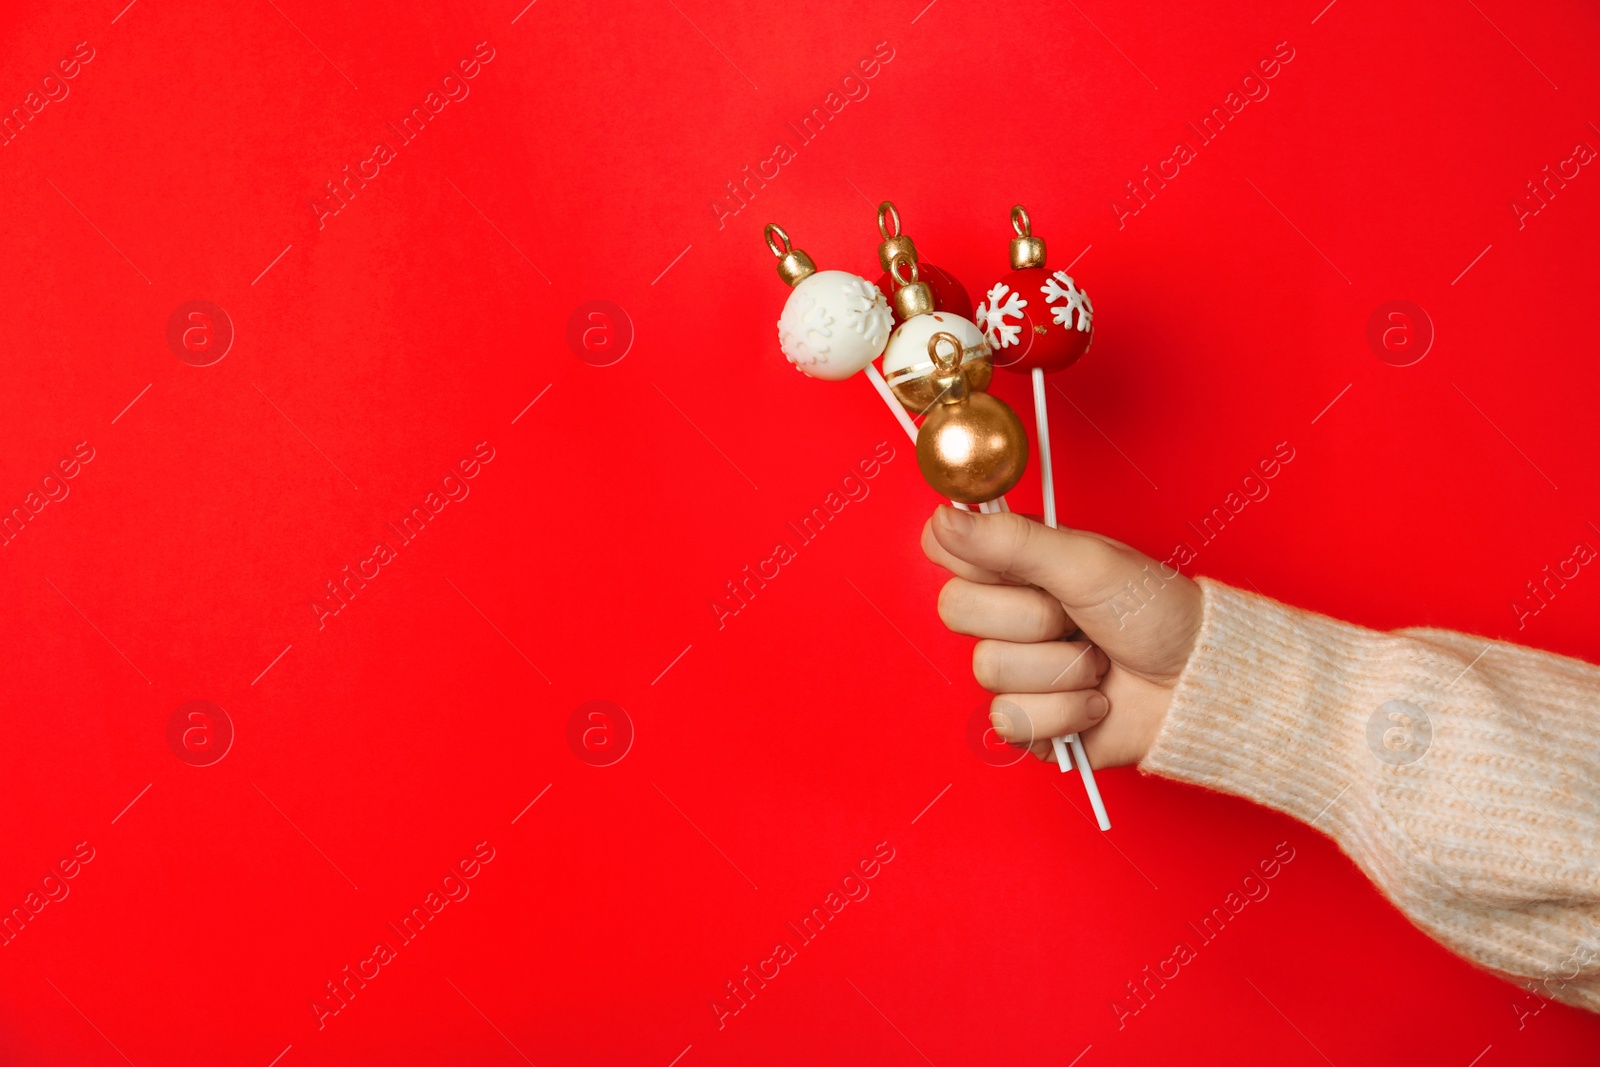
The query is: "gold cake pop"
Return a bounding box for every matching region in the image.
[915,331,1029,503]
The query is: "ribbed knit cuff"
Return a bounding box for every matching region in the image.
[1140,576,1390,828]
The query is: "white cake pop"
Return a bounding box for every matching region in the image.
[777,270,894,381]
[766,225,893,382]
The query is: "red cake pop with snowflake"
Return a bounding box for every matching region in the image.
[871,202,973,322]
[968,204,1109,823]
[975,206,1093,373]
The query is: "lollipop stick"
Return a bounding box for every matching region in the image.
[864,363,974,512]
[1033,369,1071,773]
[1070,734,1111,830]
[1032,368,1111,830]
[866,363,922,443]
[1049,736,1073,773]
[1032,368,1057,528]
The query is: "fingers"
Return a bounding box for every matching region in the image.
[1026,738,1057,764]
[973,639,1108,693]
[938,577,1071,642]
[920,514,1023,585]
[930,506,1205,686]
[990,691,1110,745]
[929,505,1143,610]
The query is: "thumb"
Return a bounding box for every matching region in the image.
[929,505,1202,677]
[929,505,1143,612]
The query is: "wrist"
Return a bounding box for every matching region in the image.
[1137,577,1384,825]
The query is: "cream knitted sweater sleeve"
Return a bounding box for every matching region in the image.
[1141,576,1600,1012]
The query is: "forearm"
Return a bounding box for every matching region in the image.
[1141,577,1600,1011]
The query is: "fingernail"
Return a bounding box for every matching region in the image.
[1087,693,1110,721]
[988,709,1010,740]
[941,505,976,536]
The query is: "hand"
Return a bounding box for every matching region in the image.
[922,506,1204,767]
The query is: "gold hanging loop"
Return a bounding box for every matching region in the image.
[878,202,903,240]
[928,331,965,374]
[764,223,791,258]
[1008,205,1046,270]
[765,223,817,286]
[1010,205,1032,238]
[889,252,920,288]
[878,202,919,273]
[889,251,934,320]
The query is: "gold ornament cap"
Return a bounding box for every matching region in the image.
[888,254,935,320]
[765,223,816,287]
[927,332,970,405]
[876,202,918,272]
[1008,205,1046,270]
[884,319,994,411]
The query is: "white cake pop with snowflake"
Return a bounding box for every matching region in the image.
[767,226,893,382]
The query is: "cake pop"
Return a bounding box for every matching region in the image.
[765,223,976,509]
[975,205,1093,376]
[915,332,1028,504]
[770,224,894,381]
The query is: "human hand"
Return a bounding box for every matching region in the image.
[922,506,1205,767]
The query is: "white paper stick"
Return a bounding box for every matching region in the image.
[1032,369,1056,529]
[865,363,922,444]
[1034,368,1110,830]
[870,364,1004,515]
[1034,369,1073,775]
[864,365,969,512]
[1069,734,1111,830]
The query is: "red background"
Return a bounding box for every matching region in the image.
[3,0,1599,1063]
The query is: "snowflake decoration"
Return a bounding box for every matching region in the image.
[837,276,893,350]
[975,282,1027,348]
[777,289,833,367]
[1041,271,1093,332]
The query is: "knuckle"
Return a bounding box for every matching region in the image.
[1023,594,1061,640]
[1084,651,1106,684]
[1002,514,1035,569]
[1052,651,1083,689]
